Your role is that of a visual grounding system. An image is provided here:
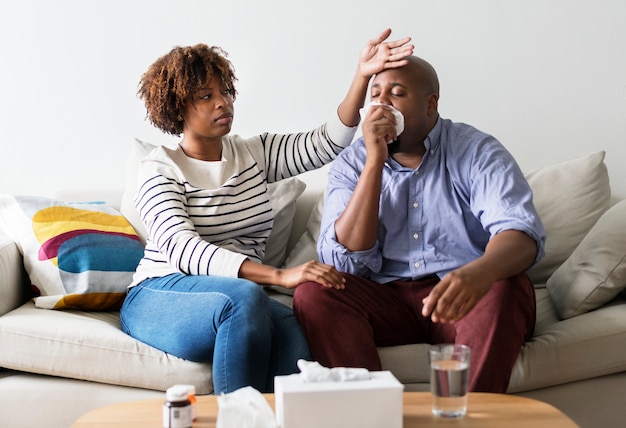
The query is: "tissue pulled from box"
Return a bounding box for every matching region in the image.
[216,386,278,428]
[297,359,371,382]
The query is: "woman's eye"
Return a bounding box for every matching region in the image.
[199,93,211,100]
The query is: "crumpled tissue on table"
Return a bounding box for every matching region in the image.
[358,101,405,142]
[297,359,371,382]
[216,386,277,428]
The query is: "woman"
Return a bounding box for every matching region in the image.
[120,29,413,394]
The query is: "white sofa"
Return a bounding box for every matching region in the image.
[1,143,625,428]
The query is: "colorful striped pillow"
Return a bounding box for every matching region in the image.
[0,195,144,310]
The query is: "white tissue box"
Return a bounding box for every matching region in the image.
[274,371,403,428]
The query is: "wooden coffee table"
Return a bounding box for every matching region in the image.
[71,391,578,427]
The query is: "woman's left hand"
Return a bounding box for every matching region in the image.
[358,28,414,78]
[275,261,346,290]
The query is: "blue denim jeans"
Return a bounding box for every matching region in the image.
[120,274,310,394]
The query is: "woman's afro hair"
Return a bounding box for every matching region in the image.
[137,44,237,136]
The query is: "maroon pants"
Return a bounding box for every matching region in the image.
[293,273,535,393]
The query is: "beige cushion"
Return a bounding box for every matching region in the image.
[120,138,305,268]
[283,191,324,269]
[526,151,611,284]
[263,178,306,267]
[0,301,214,393]
[546,200,626,319]
[269,192,325,295]
[508,290,626,392]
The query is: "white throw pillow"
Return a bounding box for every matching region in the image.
[120,138,156,245]
[283,191,324,269]
[120,138,305,268]
[262,178,306,267]
[525,151,610,285]
[272,192,326,295]
[546,200,626,319]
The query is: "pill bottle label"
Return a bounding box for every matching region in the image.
[162,401,192,428]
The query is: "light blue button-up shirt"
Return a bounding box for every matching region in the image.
[318,117,546,284]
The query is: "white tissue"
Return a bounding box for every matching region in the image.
[358,101,405,140]
[297,359,371,382]
[217,386,278,428]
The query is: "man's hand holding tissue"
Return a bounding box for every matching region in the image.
[361,103,402,168]
[332,101,405,253]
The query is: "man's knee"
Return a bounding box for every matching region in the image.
[493,274,534,311]
[293,281,326,309]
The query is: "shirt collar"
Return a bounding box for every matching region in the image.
[386,115,442,171]
[424,115,442,153]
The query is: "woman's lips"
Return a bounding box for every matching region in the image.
[215,113,233,124]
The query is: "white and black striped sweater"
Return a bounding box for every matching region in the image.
[130,115,356,286]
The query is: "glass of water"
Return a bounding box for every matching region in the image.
[428,344,471,418]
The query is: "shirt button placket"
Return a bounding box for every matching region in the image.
[410,167,424,276]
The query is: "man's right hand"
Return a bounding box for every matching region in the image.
[361,104,398,167]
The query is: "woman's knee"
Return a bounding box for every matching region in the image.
[219,278,268,307]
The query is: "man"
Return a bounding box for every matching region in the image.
[293,56,545,393]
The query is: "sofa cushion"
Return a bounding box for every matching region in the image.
[0,196,143,311]
[525,151,610,284]
[120,138,305,268]
[0,301,213,393]
[508,290,626,392]
[546,200,626,319]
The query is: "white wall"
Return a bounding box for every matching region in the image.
[1,0,625,198]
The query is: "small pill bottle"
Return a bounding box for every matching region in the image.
[163,385,192,428]
[179,384,197,421]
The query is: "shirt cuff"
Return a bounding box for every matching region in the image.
[211,249,249,278]
[326,110,359,149]
[319,232,382,276]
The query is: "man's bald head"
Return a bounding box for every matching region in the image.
[404,56,440,97]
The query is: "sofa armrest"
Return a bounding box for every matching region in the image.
[0,233,30,316]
